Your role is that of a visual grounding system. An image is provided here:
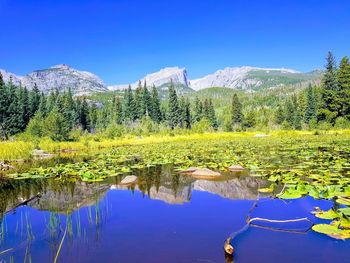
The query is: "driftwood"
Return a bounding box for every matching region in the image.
[249,217,312,224]
[224,180,314,256]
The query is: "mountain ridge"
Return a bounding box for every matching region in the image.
[0,64,108,95]
[0,65,322,95]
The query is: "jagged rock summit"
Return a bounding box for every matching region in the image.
[0,64,108,95]
[21,64,108,95]
[190,66,318,91]
[108,66,190,91]
[1,64,322,95]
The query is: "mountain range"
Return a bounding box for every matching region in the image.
[0,64,322,95]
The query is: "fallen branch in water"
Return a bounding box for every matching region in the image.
[5,193,41,214]
[251,223,313,234]
[224,180,314,256]
[249,217,312,224]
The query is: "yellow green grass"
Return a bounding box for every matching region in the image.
[1,129,350,161]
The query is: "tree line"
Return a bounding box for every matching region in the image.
[271,52,350,130]
[1,51,349,141]
[0,78,218,140]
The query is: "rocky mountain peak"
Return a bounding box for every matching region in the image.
[108,66,190,91]
[50,64,71,70]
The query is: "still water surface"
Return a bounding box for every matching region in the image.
[0,166,349,263]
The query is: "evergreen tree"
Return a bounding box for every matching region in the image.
[0,72,9,139]
[77,97,90,130]
[305,84,317,124]
[275,104,285,125]
[337,56,350,119]
[207,99,218,129]
[150,85,162,123]
[168,81,180,129]
[89,104,98,131]
[179,97,186,128]
[319,51,340,123]
[61,88,78,130]
[284,98,295,128]
[243,110,256,128]
[184,98,192,129]
[29,83,41,118]
[47,88,59,112]
[203,99,210,119]
[142,81,152,116]
[292,95,302,130]
[231,94,243,127]
[6,78,22,135]
[112,96,123,125]
[202,99,217,128]
[134,81,144,119]
[44,107,70,141]
[124,85,137,121]
[193,97,203,122]
[38,92,48,117]
[17,86,30,131]
[26,112,45,137]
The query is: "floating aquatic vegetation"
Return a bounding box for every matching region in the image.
[6,133,350,239]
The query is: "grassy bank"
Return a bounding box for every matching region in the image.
[1,129,350,162]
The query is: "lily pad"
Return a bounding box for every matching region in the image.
[312,224,350,240]
[312,208,339,220]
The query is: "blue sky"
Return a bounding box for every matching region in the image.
[0,0,349,85]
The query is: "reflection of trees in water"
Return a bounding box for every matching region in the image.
[0,177,110,262]
[0,179,47,219]
[131,164,194,203]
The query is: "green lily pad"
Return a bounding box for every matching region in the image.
[312,208,339,220]
[278,188,303,199]
[312,224,350,240]
[336,197,350,206]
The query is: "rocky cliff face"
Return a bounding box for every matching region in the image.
[193,176,267,200]
[190,66,320,91]
[0,69,22,86]
[108,67,191,91]
[1,64,322,95]
[21,64,108,95]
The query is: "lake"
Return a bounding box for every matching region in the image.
[0,165,349,263]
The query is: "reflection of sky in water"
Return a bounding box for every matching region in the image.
[0,175,349,263]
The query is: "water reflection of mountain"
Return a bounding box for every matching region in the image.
[0,179,110,217]
[29,181,110,213]
[0,165,267,217]
[111,184,193,205]
[194,176,263,200]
